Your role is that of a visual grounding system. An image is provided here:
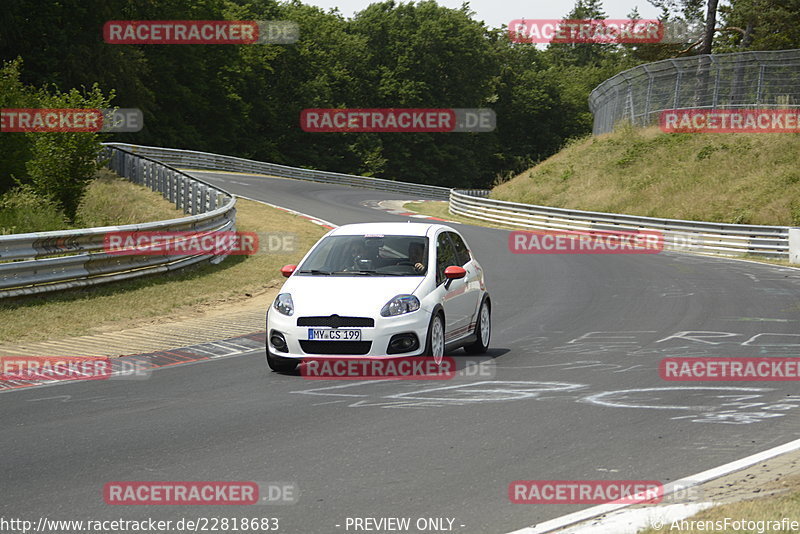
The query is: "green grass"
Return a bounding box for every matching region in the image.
[492,125,800,226]
[0,186,68,235]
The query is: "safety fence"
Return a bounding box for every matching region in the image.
[106,143,452,200]
[589,49,800,135]
[0,146,236,298]
[450,189,799,262]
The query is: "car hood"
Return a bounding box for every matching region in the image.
[280,275,425,317]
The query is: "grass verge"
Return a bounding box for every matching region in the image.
[0,197,327,344]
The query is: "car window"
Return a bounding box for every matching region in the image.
[298,235,428,275]
[436,232,458,285]
[448,232,471,266]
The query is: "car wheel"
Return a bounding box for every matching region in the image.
[464,298,490,354]
[425,313,445,365]
[266,349,299,372]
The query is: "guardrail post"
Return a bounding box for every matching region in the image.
[199,184,208,214]
[176,174,184,211]
[188,180,196,215]
[182,174,188,212]
[158,166,165,197]
[136,158,144,185]
[790,228,800,264]
[167,170,175,204]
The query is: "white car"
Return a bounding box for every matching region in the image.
[265,222,491,372]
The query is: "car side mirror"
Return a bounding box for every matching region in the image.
[444,266,466,280]
[281,264,297,277]
[443,266,466,289]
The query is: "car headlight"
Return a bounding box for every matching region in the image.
[380,294,420,317]
[273,293,294,316]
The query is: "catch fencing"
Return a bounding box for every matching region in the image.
[589,49,800,135]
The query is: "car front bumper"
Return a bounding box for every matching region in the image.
[267,309,431,359]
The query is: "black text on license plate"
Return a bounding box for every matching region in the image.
[308,329,362,340]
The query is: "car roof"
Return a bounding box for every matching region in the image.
[328,222,453,237]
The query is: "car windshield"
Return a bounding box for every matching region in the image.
[297,234,428,276]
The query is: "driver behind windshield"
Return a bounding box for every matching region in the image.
[344,240,368,270]
[408,242,426,273]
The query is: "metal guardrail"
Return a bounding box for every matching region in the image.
[0,146,236,298]
[589,49,800,135]
[3,139,794,301]
[450,190,799,261]
[105,143,452,200]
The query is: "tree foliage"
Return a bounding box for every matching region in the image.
[1,0,798,194]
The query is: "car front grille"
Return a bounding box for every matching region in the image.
[299,340,372,355]
[296,315,375,328]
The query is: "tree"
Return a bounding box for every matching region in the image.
[718,0,800,51]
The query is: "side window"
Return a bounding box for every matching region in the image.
[436,233,458,285]
[448,232,471,266]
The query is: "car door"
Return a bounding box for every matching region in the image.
[435,231,471,342]
[448,231,482,330]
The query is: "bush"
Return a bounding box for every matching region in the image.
[25,85,113,220]
[0,58,113,221]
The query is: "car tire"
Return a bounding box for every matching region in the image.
[464,298,490,354]
[424,313,445,365]
[266,350,299,372]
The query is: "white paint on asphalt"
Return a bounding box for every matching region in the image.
[505,437,800,534]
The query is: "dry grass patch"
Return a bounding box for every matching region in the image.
[638,484,800,534]
[74,169,186,227]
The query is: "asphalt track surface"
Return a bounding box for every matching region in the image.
[4,171,800,534]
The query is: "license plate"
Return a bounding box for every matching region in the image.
[307,329,362,341]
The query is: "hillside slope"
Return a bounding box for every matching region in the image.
[492,125,800,226]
